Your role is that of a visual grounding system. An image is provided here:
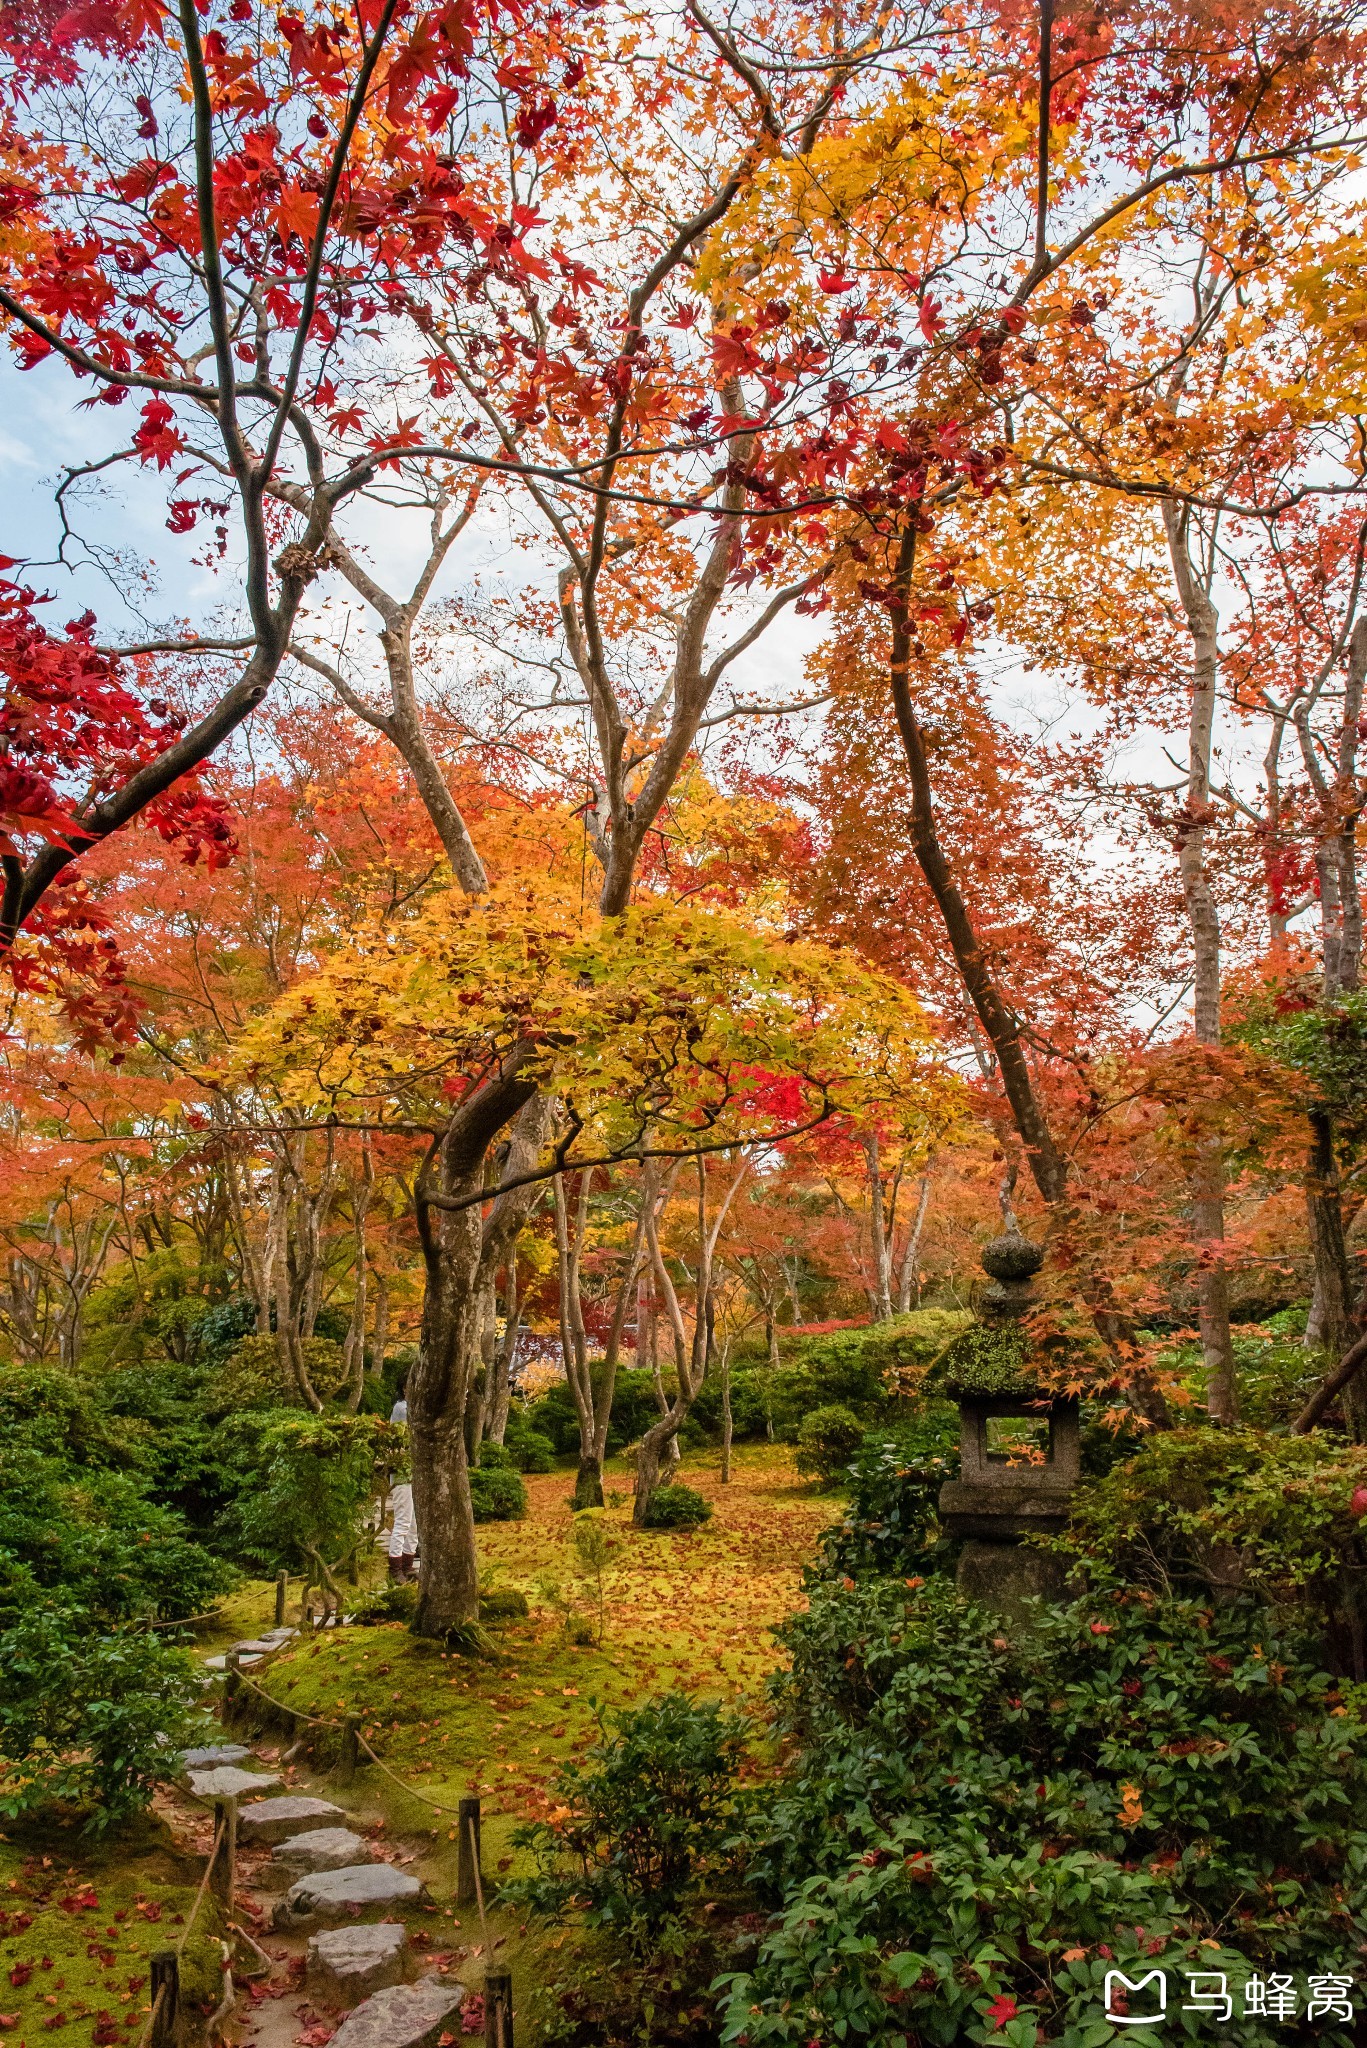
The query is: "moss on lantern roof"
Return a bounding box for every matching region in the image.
[926,1318,1039,1399]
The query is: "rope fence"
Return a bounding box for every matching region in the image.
[129,1814,229,2048]
[228,1664,489,1824]
[216,1649,514,2040]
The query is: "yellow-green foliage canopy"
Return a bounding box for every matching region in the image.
[225,885,960,1154]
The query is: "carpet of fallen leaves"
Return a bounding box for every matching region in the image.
[252,1445,831,1859]
[0,1829,224,2048]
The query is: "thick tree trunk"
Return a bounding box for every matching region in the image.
[410,1075,547,1636]
[1162,498,1237,1424]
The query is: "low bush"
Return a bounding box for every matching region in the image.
[508,1693,758,2042]
[720,1575,1367,2046]
[511,1691,753,1939]
[1065,1425,1367,1647]
[0,1447,234,1626]
[470,1463,528,1522]
[793,1404,865,1485]
[500,1420,557,1472]
[225,1410,393,1575]
[641,1483,712,1529]
[0,1607,203,1830]
[818,1408,960,1580]
[348,1581,418,1624]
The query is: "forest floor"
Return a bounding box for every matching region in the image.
[0,1444,833,2048]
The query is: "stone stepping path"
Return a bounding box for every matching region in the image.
[185,1764,282,1800]
[238,1795,348,1844]
[170,1710,470,2048]
[204,1625,298,1673]
[270,1829,377,1883]
[329,1980,467,2048]
[274,1863,427,1931]
[308,1926,409,2008]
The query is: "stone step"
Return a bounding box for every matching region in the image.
[306,1923,410,2008]
[238,1795,348,1845]
[179,1744,253,1771]
[328,1980,466,2048]
[185,1765,281,1801]
[267,1829,377,1886]
[205,1652,264,1671]
[273,1864,426,1931]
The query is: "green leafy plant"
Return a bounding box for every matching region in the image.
[469,1462,528,1522]
[1065,1425,1367,1636]
[794,1404,866,1485]
[500,1419,558,1472]
[348,1580,419,1624]
[0,1608,203,1830]
[509,1692,753,1946]
[641,1483,712,1530]
[570,1510,618,1644]
[0,1447,234,1627]
[231,1411,391,1616]
[818,1410,960,1579]
[721,1575,1367,2046]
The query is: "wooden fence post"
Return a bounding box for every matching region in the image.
[274,1573,287,1628]
[456,1797,482,1906]
[149,1951,180,2048]
[210,1799,237,1911]
[222,1648,241,1722]
[340,1715,361,1783]
[484,1971,513,2048]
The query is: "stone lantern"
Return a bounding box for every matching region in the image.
[932,1231,1079,1611]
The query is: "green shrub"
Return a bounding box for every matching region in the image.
[470,1463,528,1522]
[641,1483,712,1529]
[0,1447,234,1626]
[210,1333,349,1412]
[476,1440,514,1469]
[818,1409,960,1579]
[1065,1425,1367,1637]
[721,1576,1367,2046]
[508,1693,757,2042]
[509,1692,752,1943]
[794,1404,866,1484]
[500,1420,557,1472]
[0,1607,202,1830]
[228,1410,392,1575]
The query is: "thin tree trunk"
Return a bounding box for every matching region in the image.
[864,1131,893,1322]
[634,1154,750,1524]
[370,1271,389,1379]
[720,1340,733,1484]
[485,1250,518,1445]
[342,1137,374,1413]
[885,525,1168,1427]
[1162,498,1237,1424]
[897,1172,931,1313]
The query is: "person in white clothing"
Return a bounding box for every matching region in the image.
[387,1384,418,1583]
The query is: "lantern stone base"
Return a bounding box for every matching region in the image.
[955,1536,1067,1615]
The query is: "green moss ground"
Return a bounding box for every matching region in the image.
[0,1820,224,2048]
[225,1444,831,2031]
[7,1444,831,2044]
